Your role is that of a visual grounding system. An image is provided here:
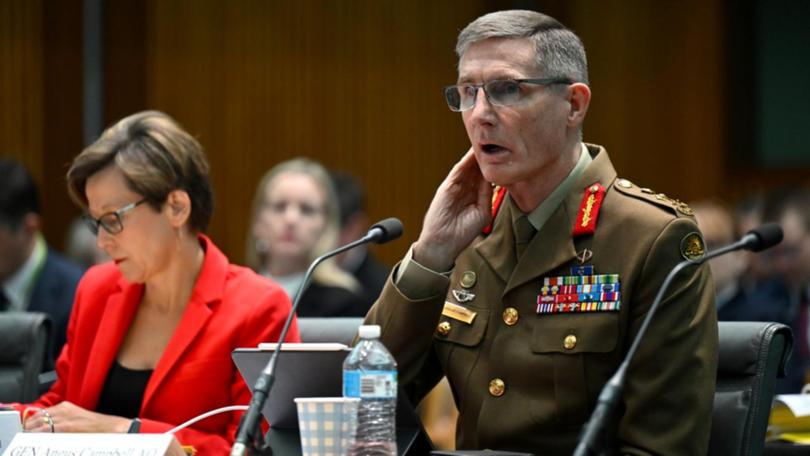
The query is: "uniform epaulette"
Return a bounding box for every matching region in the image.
[611,178,695,217]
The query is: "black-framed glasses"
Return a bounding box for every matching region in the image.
[444,77,572,112]
[82,199,147,236]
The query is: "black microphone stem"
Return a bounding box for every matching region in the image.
[260,233,377,383]
[573,238,747,456]
[232,222,400,456]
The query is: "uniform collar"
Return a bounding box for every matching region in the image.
[475,144,617,294]
[509,142,593,232]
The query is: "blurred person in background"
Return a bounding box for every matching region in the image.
[734,192,769,285]
[14,111,298,452]
[0,158,83,364]
[691,199,760,320]
[64,215,109,269]
[761,187,810,392]
[247,158,366,317]
[330,170,390,311]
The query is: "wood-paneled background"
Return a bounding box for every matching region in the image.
[2,0,809,266]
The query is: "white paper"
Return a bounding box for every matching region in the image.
[257,342,349,351]
[2,433,173,456]
[774,394,810,417]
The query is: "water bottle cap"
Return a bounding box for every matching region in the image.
[358,325,381,339]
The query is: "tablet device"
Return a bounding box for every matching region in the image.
[233,344,434,454]
[233,344,426,429]
[233,344,350,429]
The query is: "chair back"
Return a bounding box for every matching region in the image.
[0,312,53,402]
[710,321,792,456]
[296,317,363,345]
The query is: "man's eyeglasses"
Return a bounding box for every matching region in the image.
[444,78,572,112]
[82,199,147,236]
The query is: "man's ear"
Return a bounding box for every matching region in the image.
[567,82,591,128]
[165,190,192,228]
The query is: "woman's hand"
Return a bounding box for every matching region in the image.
[23,401,132,433]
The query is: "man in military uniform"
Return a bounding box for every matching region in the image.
[365,10,718,455]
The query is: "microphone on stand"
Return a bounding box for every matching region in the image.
[573,223,783,456]
[231,218,404,456]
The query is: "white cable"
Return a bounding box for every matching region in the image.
[163,405,249,435]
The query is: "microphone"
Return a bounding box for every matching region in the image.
[573,223,783,456]
[231,218,404,455]
[367,217,405,244]
[739,223,783,252]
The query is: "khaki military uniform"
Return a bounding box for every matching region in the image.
[365,145,718,455]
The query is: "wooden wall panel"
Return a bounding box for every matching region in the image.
[567,0,728,202]
[140,0,493,264]
[0,0,44,183]
[40,0,84,248]
[8,0,805,264]
[1,0,83,249]
[134,0,736,265]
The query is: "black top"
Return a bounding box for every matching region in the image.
[350,252,390,309]
[96,361,153,418]
[296,281,368,317]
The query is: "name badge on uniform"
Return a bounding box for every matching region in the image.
[536,274,622,315]
[442,301,477,324]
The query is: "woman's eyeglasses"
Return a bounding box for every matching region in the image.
[82,199,147,236]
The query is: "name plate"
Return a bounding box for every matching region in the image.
[3,433,173,456]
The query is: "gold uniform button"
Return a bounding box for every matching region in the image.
[489,378,505,397]
[460,271,477,288]
[502,307,519,326]
[436,321,451,336]
[564,334,578,350]
[617,179,632,188]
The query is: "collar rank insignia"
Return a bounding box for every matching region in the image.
[537,274,621,314]
[572,183,606,237]
[451,289,476,303]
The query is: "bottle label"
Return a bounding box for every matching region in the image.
[343,370,397,398]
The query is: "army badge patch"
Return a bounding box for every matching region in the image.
[680,232,705,261]
[451,289,475,303]
[537,274,621,314]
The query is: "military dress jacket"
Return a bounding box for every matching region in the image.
[365,145,718,455]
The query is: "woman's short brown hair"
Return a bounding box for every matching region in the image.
[67,110,213,232]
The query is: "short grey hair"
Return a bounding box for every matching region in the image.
[456,10,589,84]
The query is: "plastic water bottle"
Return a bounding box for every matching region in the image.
[343,324,397,456]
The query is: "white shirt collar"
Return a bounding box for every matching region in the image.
[2,235,47,311]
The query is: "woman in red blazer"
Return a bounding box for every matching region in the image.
[20,111,300,453]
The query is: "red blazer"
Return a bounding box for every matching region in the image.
[29,235,299,452]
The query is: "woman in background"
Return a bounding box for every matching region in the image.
[20,111,299,453]
[247,158,367,317]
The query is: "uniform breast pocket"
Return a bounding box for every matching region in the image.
[433,307,490,403]
[433,306,490,347]
[529,313,620,426]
